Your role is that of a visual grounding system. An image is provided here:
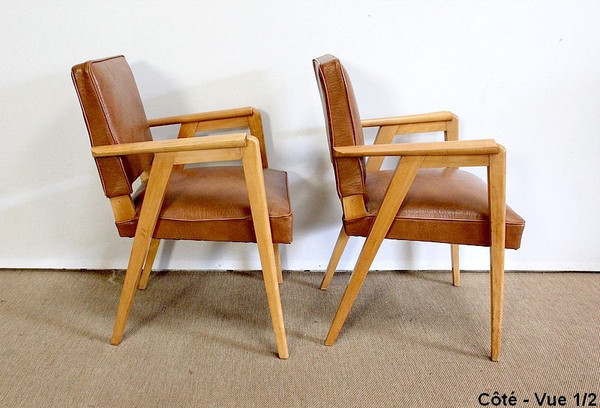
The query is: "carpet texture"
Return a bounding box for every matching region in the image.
[0,270,598,407]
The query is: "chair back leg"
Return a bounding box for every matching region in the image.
[139,239,161,290]
[320,227,350,290]
[451,244,460,286]
[273,244,283,283]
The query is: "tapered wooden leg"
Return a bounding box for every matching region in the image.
[451,244,460,286]
[139,239,160,290]
[447,116,460,287]
[488,147,506,361]
[325,156,423,346]
[320,227,350,290]
[273,244,283,283]
[111,154,174,345]
[243,137,288,359]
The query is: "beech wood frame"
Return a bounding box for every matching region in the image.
[94,108,288,359]
[321,112,507,361]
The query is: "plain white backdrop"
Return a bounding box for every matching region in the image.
[1,0,599,271]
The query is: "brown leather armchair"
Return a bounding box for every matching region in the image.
[313,54,524,361]
[72,56,292,359]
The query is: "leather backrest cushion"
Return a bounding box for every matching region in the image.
[313,54,366,200]
[72,56,152,197]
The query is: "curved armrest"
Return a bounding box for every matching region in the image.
[91,133,248,157]
[147,107,254,127]
[361,111,455,128]
[333,139,499,157]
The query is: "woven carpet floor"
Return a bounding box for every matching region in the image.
[0,270,598,407]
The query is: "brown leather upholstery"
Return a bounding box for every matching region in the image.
[117,167,293,243]
[72,56,293,245]
[72,56,153,198]
[345,169,524,249]
[313,54,525,249]
[313,55,366,202]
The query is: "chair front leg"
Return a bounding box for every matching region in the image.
[320,226,350,290]
[111,154,174,345]
[488,147,506,361]
[325,156,424,345]
[242,137,288,359]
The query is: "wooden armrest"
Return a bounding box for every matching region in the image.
[361,111,455,128]
[92,133,248,157]
[147,107,255,127]
[333,139,499,157]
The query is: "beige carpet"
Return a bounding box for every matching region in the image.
[0,270,598,407]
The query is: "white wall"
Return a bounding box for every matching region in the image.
[1,0,599,271]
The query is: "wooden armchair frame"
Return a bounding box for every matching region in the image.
[321,111,460,289]
[94,107,288,359]
[321,112,507,361]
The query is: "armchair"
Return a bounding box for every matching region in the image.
[313,54,524,361]
[72,56,291,358]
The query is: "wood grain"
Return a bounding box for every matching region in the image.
[334,139,499,158]
[361,111,454,127]
[92,134,247,157]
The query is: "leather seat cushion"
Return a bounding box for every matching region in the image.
[116,166,293,243]
[344,168,525,249]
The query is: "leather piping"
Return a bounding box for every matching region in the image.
[88,56,135,196]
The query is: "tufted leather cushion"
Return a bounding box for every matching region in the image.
[116,166,293,243]
[344,168,525,249]
[313,54,366,202]
[72,56,153,198]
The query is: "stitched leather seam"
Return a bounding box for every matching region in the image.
[317,63,344,200]
[116,213,292,226]
[88,57,133,196]
[338,61,366,195]
[346,216,525,226]
[72,68,111,196]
